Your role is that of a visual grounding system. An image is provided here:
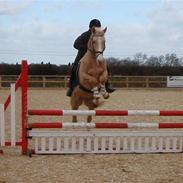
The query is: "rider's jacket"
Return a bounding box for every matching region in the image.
[73,29,91,65]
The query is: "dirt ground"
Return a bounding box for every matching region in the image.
[1,88,183,183]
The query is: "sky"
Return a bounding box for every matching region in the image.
[0,0,183,65]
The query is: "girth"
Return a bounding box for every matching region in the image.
[79,83,93,94]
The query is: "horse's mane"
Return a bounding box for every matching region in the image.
[91,27,105,36]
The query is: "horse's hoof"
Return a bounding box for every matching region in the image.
[94,94,100,99]
[72,117,77,123]
[92,98,100,106]
[87,115,92,122]
[103,93,109,99]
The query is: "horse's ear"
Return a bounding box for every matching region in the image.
[103,27,107,33]
[91,27,96,34]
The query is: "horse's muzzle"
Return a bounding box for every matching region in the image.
[96,54,105,63]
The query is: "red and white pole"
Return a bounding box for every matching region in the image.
[29,122,183,129]
[28,109,183,116]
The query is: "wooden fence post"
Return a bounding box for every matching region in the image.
[0,76,1,88]
[42,76,46,88]
[126,77,129,88]
[146,77,149,88]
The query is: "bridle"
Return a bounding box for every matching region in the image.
[88,34,106,58]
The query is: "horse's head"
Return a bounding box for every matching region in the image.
[88,27,107,63]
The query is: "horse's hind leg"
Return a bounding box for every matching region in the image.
[99,72,109,99]
[87,105,94,123]
[85,100,95,123]
[71,95,82,123]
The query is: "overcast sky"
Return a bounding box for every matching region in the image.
[0,0,183,65]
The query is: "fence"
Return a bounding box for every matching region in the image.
[1,60,183,155]
[0,75,167,88]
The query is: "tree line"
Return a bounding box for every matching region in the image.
[0,53,183,76]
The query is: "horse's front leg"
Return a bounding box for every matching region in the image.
[85,76,101,104]
[92,86,100,98]
[91,86,101,105]
[100,84,109,99]
[81,72,101,104]
[99,72,109,99]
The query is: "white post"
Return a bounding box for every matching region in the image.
[11,84,16,146]
[0,104,5,146]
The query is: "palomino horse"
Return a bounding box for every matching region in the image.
[71,27,109,122]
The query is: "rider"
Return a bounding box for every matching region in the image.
[67,19,115,96]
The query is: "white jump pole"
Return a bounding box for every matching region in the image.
[0,104,5,146]
[11,83,16,146]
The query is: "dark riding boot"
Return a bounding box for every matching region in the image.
[66,64,78,97]
[66,80,76,97]
[106,65,115,93]
[105,81,115,93]
[66,88,73,97]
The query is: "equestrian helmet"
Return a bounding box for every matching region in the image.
[89,19,101,28]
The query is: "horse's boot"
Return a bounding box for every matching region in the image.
[100,84,109,99]
[92,87,100,98]
[92,87,100,105]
